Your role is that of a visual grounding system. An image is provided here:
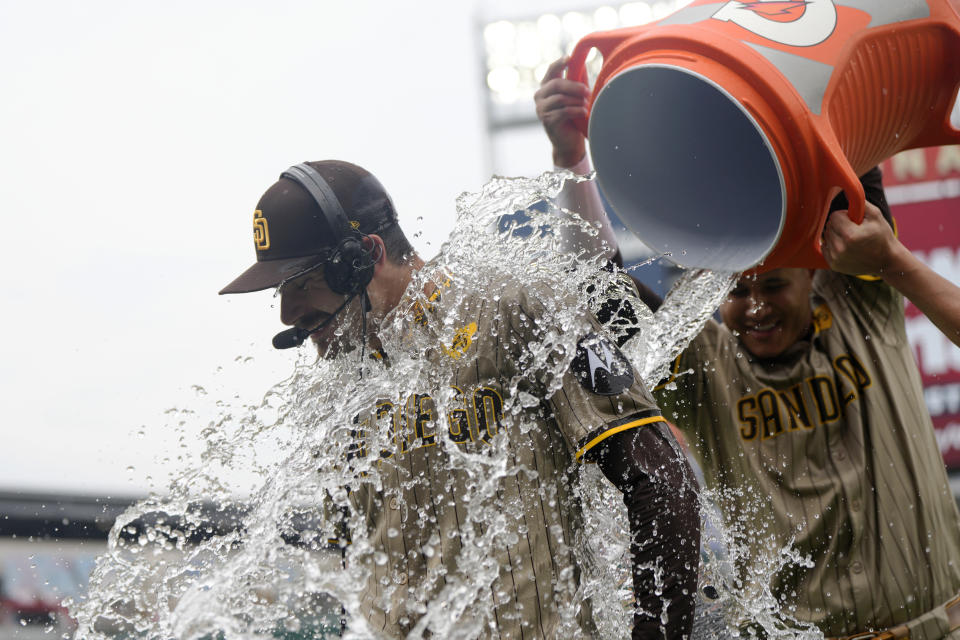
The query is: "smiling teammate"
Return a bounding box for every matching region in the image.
[220,160,701,638]
[537,56,960,639]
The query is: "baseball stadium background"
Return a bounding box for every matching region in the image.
[2,1,958,636]
[881,148,960,474]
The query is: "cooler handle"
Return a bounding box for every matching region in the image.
[566,28,639,137]
[814,135,866,267]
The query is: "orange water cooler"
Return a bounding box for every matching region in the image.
[567,0,960,271]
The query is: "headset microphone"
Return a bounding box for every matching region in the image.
[272,327,309,350]
[271,291,361,350]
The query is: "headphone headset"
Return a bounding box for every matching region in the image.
[281,163,378,296]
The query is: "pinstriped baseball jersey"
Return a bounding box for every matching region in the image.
[655,269,960,638]
[342,277,666,638]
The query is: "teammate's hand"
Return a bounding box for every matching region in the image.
[534,56,590,168]
[821,201,902,276]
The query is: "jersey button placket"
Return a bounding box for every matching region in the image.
[848,493,864,541]
[848,556,869,604]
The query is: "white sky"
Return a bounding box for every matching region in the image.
[0,1,511,496]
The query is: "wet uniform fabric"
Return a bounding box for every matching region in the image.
[655,269,960,638]
[340,278,669,638]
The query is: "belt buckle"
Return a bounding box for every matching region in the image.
[947,592,960,631]
[946,593,960,612]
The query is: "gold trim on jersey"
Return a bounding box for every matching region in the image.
[653,354,685,391]
[576,415,667,461]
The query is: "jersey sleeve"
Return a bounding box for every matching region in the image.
[813,269,906,347]
[499,285,668,464]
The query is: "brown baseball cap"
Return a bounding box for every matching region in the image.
[219,160,398,294]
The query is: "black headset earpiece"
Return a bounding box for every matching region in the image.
[281,163,377,296]
[326,235,375,296]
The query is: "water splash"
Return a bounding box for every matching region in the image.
[624,268,739,389]
[69,170,822,640]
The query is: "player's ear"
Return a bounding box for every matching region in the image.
[363,234,387,268]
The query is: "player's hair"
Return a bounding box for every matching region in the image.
[374,221,417,265]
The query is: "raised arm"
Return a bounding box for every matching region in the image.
[535,56,590,168]
[822,202,960,347]
[536,57,619,262]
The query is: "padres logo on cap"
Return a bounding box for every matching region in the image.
[253,210,270,251]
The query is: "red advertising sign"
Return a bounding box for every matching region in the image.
[880,145,960,468]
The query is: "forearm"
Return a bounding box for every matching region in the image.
[598,426,700,639]
[882,243,960,347]
[555,156,619,261]
[625,456,700,640]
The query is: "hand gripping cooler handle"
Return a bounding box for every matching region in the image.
[825,156,866,226]
[811,133,867,268]
[566,28,643,137]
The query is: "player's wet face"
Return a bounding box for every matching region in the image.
[719,268,814,359]
[279,271,359,357]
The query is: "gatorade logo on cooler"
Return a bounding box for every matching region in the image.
[712,0,838,47]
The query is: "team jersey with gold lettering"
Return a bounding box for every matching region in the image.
[655,269,960,638]
[339,278,666,638]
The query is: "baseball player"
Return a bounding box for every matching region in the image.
[219,160,701,638]
[536,57,960,639]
